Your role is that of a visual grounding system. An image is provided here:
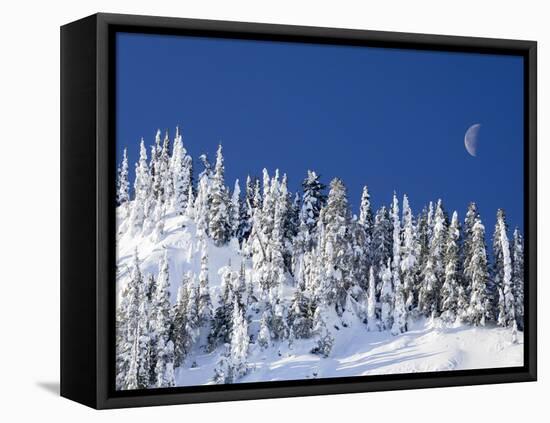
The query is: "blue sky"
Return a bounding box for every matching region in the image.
[116,32,524,235]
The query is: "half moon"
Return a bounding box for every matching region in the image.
[465,123,481,157]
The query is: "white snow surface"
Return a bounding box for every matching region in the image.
[117,208,523,387]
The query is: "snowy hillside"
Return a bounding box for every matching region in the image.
[115,128,524,390]
[116,200,522,389]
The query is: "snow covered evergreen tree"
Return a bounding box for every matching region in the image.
[187,273,201,341]
[239,175,255,244]
[379,258,393,330]
[511,228,524,330]
[128,139,150,234]
[198,242,213,327]
[172,272,191,366]
[400,194,417,311]
[287,286,313,339]
[414,208,430,310]
[155,338,176,388]
[318,178,353,314]
[208,265,236,350]
[279,174,296,273]
[358,185,374,237]
[372,206,393,284]
[350,215,369,293]
[265,172,289,296]
[230,179,242,240]
[462,202,479,295]
[366,266,378,331]
[311,306,334,357]
[185,184,195,219]
[390,193,407,334]
[160,130,173,206]
[229,299,249,380]
[116,148,130,209]
[440,211,463,323]
[493,210,515,327]
[257,309,272,349]
[213,297,250,383]
[194,175,210,241]
[208,144,232,246]
[299,170,326,250]
[151,250,172,384]
[172,127,192,214]
[116,249,145,389]
[418,199,447,317]
[465,217,490,326]
[151,130,163,202]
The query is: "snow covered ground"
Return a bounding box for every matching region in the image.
[117,208,523,388]
[175,319,522,386]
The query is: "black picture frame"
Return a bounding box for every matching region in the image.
[60,12,537,409]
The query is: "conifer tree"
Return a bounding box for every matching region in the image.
[511,228,524,330]
[124,328,140,390]
[172,273,191,366]
[208,266,235,350]
[145,273,157,303]
[229,300,249,380]
[390,193,407,334]
[372,206,393,287]
[265,172,288,297]
[151,203,166,242]
[185,274,200,349]
[198,242,213,327]
[271,295,289,341]
[465,217,490,326]
[299,170,326,250]
[440,211,462,323]
[213,345,233,384]
[414,208,430,307]
[172,127,192,214]
[117,249,144,389]
[128,139,150,234]
[400,194,417,310]
[117,148,130,209]
[208,144,232,246]
[366,266,378,331]
[257,309,272,349]
[152,250,172,383]
[318,178,353,313]
[136,277,154,389]
[194,175,210,241]
[419,199,447,316]
[260,168,276,239]
[287,286,312,338]
[230,179,242,239]
[462,202,479,293]
[151,130,164,202]
[349,216,368,292]
[185,184,195,219]
[358,185,374,238]
[240,175,255,244]
[279,174,296,272]
[310,306,334,357]
[392,287,407,335]
[155,338,176,388]
[494,210,515,327]
[160,130,173,205]
[253,177,262,209]
[379,258,393,330]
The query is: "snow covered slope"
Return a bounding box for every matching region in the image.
[177,320,522,386]
[116,208,523,387]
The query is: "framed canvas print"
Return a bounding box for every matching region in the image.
[60,13,537,409]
